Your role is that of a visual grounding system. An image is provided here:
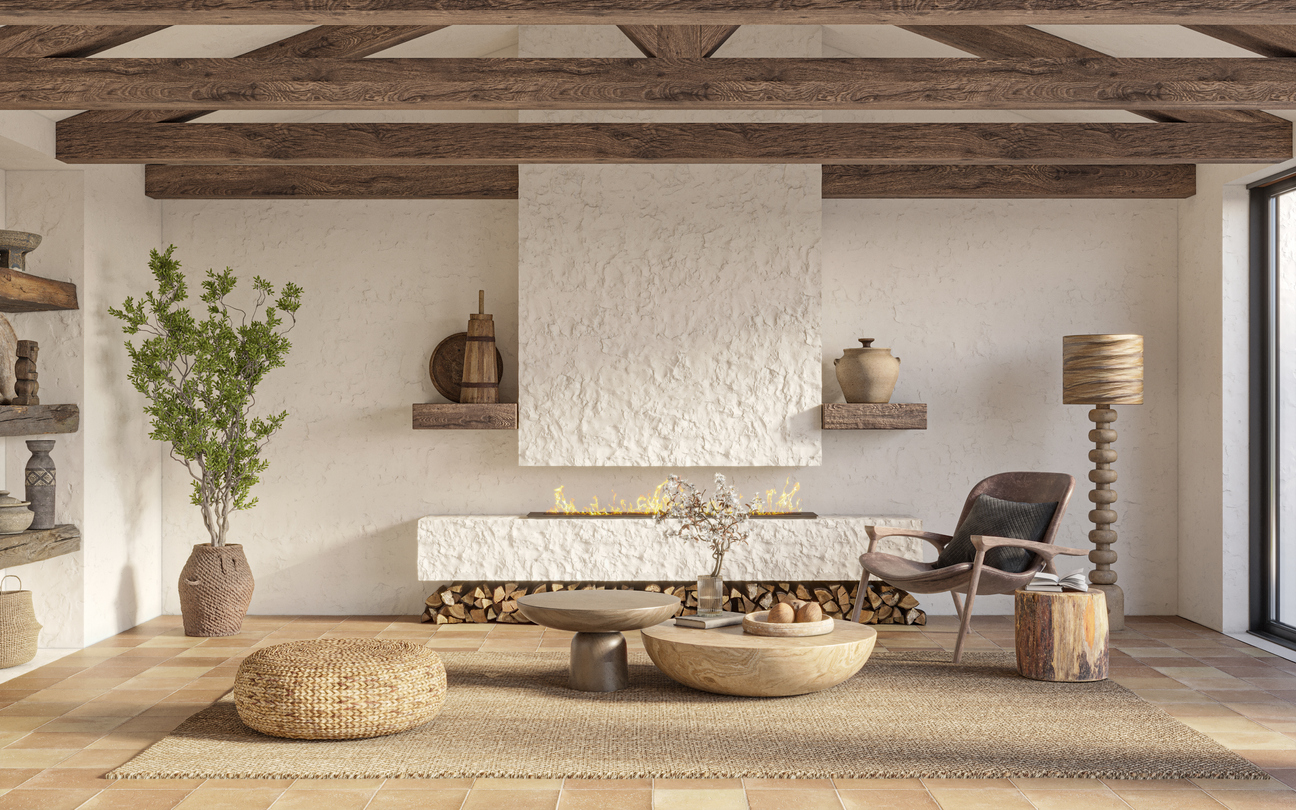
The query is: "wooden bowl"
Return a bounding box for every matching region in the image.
[743,609,835,637]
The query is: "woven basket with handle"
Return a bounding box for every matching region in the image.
[0,575,40,668]
[234,639,446,740]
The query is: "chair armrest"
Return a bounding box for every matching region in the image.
[969,535,1089,562]
[866,525,954,554]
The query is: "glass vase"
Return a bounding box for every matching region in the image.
[696,575,724,617]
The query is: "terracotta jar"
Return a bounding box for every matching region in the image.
[178,544,255,637]
[834,338,901,403]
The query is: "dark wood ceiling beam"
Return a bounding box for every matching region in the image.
[901,25,1281,124]
[29,57,1296,112]
[822,164,1196,198]
[617,25,740,57]
[67,25,445,126]
[3,1,1296,25]
[146,163,1196,200]
[144,164,519,199]
[0,25,167,57]
[55,122,1293,166]
[1186,25,1296,57]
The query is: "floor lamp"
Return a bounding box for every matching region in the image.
[1062,334,1143,632]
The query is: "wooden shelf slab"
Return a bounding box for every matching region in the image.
[413,403,517,430]
[0,268,78,312]
[0,404,79,436]
[822,403,927,430]
[0,524,80,569]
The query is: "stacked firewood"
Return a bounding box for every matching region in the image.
[422,580,925,626]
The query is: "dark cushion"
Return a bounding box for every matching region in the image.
[933,494,1058,573]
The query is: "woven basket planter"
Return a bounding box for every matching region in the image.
[234,639,447,740]
[178,543,254,637]
[0,575,41,669]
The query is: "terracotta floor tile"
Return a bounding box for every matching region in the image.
[175,788,284,809]
[267,790,374,810]
[1111,789,1225,809]
[745,789,842,809]
[0,770,41,789]
[741,779,835,790]
[654,779,744,790]
[472,778,564,790]
[921,779,1016,790]
[1194,778,1290,790]
[194,780,295,790]
[0,748,76,768]
[7,731,107,749]
[558,789,652,810]
[284,779,383,790]
[1019,788,1128,809]
[0,788,101,810]
[563,779,651,790]
[921,788,1032,809]
[19,767,118,789]
[36,717,128,734]
[0,715,51,732]
[838,790,938,810]
[80,789,193,809]
[833,779,924,790]
[364,790,470,810]
[106,779,205,790]
[58,749,136,769]
[650,789,746,810]
[1211,791,1296,809]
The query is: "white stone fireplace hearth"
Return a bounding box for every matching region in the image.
[417,515,922,582]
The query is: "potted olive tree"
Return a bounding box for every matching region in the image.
[110,246,302,637]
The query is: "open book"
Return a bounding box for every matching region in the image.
[1026,570,1088,593]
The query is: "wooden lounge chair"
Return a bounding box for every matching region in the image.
[852,472,1086,664]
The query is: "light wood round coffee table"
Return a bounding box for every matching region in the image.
[516,590,681,692]
[641,620,877,697]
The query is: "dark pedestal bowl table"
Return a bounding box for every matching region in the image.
[515,590,681,692]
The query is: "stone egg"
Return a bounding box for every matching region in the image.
[795,602,823,623]
[767,603,795,623]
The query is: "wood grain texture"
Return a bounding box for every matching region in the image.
[0,524,80,570]
[412,403,517,430]
[642,621,877,697]
[146,163,1191,200]
[55,122,1294,165]
[0,404,79,436]
[1188,25,1296,57]
[23,57,1296,111]
[4,0,1296,26]
[68,25,446,126]
[822,403,927,430]
[1014,589,1109,682]
[822,164,1197,198]
[0,25,166,57]
[145,164,518,199]
[901,25,1280,124]
[618,25,739,57]
[0,267,78,312]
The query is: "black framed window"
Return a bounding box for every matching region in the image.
[1251,170,1296,646]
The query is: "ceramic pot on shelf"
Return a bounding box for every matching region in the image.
[0,491,34,535]
[834,338,901,403]
[178,543,255,637]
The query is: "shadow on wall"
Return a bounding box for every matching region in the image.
[250,520,426,617]
[113,563,139,634]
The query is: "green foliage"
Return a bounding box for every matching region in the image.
[109,245,303,546]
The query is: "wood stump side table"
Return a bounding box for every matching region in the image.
[1014,589,1109,682]
[515,590,681,692]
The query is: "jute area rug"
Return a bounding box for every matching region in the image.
[110,650,1266,781]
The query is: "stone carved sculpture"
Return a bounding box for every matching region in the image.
[12,340,37,405]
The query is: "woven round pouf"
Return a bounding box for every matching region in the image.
[234,639,446,740]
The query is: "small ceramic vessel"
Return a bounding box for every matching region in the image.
[834,338,901,403]
[0,490,35,535]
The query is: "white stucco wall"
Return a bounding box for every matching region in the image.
[157,193,1181,618]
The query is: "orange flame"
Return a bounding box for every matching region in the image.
[546,479,803,515]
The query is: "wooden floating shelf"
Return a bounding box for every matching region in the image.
[0,524,81,569]
[0,404,79,436]
[0,268,79,312]
[413,403,517,430]
[822,403,927,430]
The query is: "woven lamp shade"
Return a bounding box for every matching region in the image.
[1062,334,1144,405]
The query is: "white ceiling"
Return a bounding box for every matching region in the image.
[10,24,1292,124]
